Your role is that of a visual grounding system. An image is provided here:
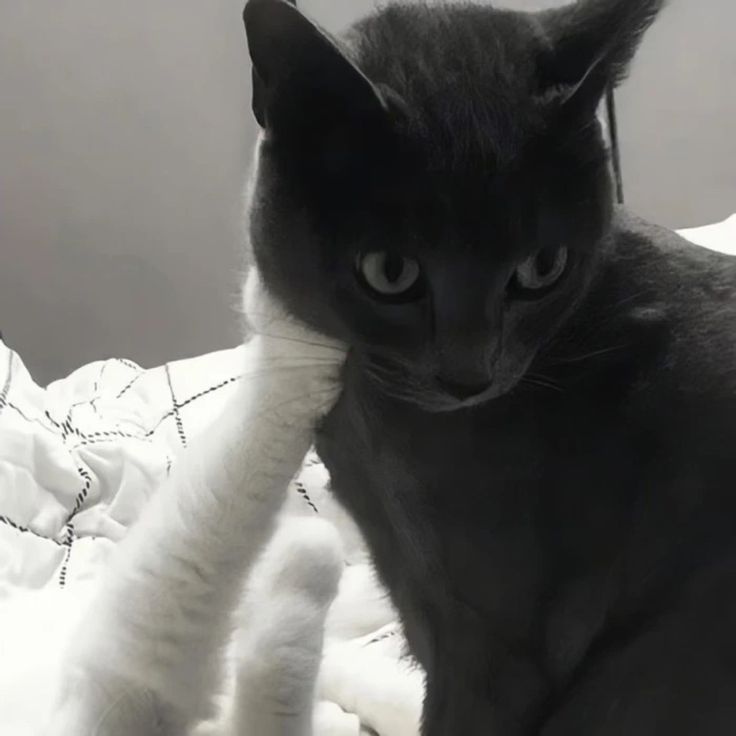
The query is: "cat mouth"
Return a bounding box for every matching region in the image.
[435,378,494,402]
[424,383,506,412]
[393,378,510,413]
[360,353,516,412]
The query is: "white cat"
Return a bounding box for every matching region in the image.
[44,268,357,736]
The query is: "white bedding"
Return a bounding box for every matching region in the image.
[0,213,733,735]
[0,346,422,735]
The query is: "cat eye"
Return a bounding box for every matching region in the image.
[356,251,423,301]
[514,246,568,292]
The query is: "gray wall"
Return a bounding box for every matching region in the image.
[1,0,734,384]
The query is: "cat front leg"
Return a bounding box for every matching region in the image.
[212,517,345,735]
[193,517,362,736]
[45,269,347,735]
[48,670,185,736]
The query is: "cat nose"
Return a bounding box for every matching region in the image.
[436,376,492,400]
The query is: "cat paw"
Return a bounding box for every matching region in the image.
[43,668,173,736]
[319,627,424,736]
[261,516,344,603]
[313,700,362,735]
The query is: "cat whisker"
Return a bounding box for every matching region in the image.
[609,289,653,310]
[238,359,340,375]
[364,363,440,406]
[521,375,564,393]
[236,364,339,384]
[550,344,626,365]
[244,356,340,367]
[251,331,345,354]
[259,386,342,417]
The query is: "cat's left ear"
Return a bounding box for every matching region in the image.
[537,0,666,115]
[243,0,387,136]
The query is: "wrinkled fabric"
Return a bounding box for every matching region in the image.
[0,343,419,735]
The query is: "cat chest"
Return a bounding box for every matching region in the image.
[318,386,637,535]
[316,390,642,647]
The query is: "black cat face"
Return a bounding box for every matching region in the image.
[244,0,664,411]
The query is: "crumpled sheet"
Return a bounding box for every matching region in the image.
[0,343,423,736]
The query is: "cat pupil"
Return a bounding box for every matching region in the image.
[384,255,405,283]
[536,248,558,276]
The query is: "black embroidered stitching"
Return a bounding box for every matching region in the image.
[364,629,398,647]
[68,434,154,451]
[0,515,66,547]
[115,358,142,371]
[115,373,142,400]
[58,523,75,588]
[165,364,188,448]
[44,410,87,442]
[145,375,241,437]
[294,481,319,513]
[89,361,107,414]
[73,428,147,441]
[0,349,13,415]
[44,410,62,430]
[5,400,56,433]
[66,466,93,523]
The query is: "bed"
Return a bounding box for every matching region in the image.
[1,214,733,735]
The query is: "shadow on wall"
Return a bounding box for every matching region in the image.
[0,0,734,384]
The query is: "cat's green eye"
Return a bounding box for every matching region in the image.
[356,251,423,300]
[514,246,569,293]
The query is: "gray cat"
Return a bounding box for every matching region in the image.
[245,0,736,733]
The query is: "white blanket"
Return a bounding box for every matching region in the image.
[1,213,733,735]
[0,346,423,735]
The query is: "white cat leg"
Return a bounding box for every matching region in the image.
[220,517,343,736]
[48,669,171,736]
[46,289,346,736]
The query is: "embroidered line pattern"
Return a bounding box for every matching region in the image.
[58,524,76,588]
[165,364,188,448]
[294,480,319,513]
[0,515,66,548]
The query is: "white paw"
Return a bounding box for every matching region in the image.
[319,627,425,736]
[43,668,171,736]
[263,517,344,603]
[313,700,362,736]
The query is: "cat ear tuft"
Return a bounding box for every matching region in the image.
[538,0,666,113]
[243,0,386,136]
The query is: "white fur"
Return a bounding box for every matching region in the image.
[320,625,424,736]
[44,269,349,736]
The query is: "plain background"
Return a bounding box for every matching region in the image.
[1,0,734,384]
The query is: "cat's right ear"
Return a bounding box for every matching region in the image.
[243,0,387,138]
[537,0,666,117]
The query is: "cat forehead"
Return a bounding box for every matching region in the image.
[344,4,548,168]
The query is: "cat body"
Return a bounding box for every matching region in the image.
[244,0,736,732]
[318,213,736,734]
